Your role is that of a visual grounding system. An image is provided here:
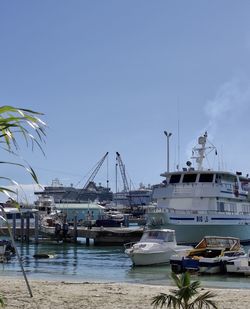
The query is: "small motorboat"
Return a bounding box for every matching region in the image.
[170,236,245,274]
[124,229,192,266]
[95,209,125,227]
[225,249,250,276]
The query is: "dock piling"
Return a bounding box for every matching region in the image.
[12,213,16,240]
[25,215,30,243]
[73,215,78,243]
[34,211,39,244]
[20,214,24,242]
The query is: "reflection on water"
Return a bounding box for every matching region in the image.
[1,239,250,289]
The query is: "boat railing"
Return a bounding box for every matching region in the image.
[151,208,238,215]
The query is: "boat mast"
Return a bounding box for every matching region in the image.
[191,132,216,171]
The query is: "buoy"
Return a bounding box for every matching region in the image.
[33,253,55,259]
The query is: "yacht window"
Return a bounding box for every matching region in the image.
[217,202,225,212]
[6,213,21,219]
[220,174,237,183]
[199,174,214,182]
[182,174,197,183]
[169,174,181,183]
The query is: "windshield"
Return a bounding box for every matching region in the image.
[140,231,174,242]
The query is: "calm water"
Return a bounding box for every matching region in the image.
[1,239,250,289]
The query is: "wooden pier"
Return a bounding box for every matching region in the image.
[0,207,144,245]
[80,226,144,245]
[0,224,144,245]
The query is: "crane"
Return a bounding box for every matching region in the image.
[83,152,109,189]
[116,152,130,193]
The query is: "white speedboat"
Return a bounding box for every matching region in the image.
[225,249,250,276]
[170,236,245,274]
[147,132,250,244]
[124,229,192,266]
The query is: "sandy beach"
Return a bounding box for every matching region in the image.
[0,277,249,309]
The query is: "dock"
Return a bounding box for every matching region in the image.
[0,225,144,245]
[81,226,144,245]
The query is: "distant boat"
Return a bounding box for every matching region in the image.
[34,178,113,204]
[147,132,250,244]
[95,209,125,227]
[35,195,71,239]
[124,229,192,266]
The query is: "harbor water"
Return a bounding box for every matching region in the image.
[1,238,250,289]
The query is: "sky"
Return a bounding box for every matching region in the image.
[1,1,250,203]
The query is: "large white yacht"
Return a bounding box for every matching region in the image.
[147,132,250,244]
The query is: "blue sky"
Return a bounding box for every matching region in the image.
[1,1,250,202]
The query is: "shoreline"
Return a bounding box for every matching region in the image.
[1,277,250,308]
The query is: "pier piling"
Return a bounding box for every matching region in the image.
[12,213,16,240]
[34,212,39,244]
[25,215,30,243]
[73,215,78,243]
[20,214,24,242]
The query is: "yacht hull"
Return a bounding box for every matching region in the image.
[127,250,176,266]
[147,212,250,245]
[127,246,190,266]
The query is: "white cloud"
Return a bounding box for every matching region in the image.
[186,78,250,172]
[205,78,250,138]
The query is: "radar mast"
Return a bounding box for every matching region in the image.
[191,132,217,170]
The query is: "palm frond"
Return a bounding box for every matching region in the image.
[190,290,218,309]
[151,293,181,309]
[0,105,46,152]
[152,272,217,309]
[0,295,5,307]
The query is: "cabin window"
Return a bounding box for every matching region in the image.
[220,174,237,183]
[6,213,34,220]
[6,213,21,219]
[182,174,197,183]
[199,174,214,183]
[242,204,250,214]
[169,174,181,183]
[229,203,237,213]
[217,202,225,212]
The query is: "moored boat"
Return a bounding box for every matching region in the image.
[170,236,245,274]
[124,228,192,266]
[95,209,125,227]
[147,132,250,244]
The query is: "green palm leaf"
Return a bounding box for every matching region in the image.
[0,105,46,199]
[0,295,5,307]
[151,272,218,309]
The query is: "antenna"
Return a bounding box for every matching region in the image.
[177,99,180,171]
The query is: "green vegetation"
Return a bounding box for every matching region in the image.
[151,272,218,309]
[0,105,46,197]
[0,294,4,307]
[0,105,46,303]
